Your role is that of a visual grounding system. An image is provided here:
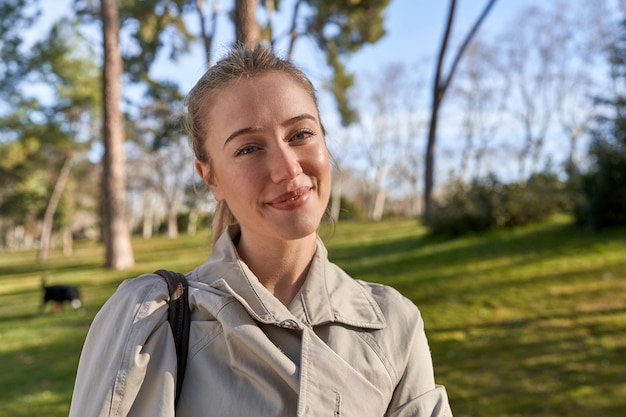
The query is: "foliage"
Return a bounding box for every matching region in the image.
[305,0,390,125]
[574,119,626,228]
[334,195,366,221]
[73,0,193,83]
[0,0,40,98]
[0,15,100,239]
[0,218,625,416]
[430,173,570,235]
[573,21,626,229]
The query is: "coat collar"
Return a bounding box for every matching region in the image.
[192,225,386,330]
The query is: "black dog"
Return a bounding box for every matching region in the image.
[39,277,83,313]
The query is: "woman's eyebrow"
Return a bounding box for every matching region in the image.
[223,127,262,148]
[223,114,317,148]
[281,113,317,127]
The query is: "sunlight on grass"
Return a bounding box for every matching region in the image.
[0,216,625,416]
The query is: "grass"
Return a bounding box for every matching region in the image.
[0,216,625,416]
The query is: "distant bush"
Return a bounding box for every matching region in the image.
[333,196,367,221]
[573,132,626,229]
[570,19,626,229]
[430,173,569,235]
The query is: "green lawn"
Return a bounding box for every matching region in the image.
[0,217,624,416]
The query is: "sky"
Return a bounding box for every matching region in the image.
[35,0,591,185]
[38,0,546,94]
[158,0,547,92]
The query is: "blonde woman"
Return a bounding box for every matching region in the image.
[69,45,452,417]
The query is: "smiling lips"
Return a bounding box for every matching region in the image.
[267,186,312,210]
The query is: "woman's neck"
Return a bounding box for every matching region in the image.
[236,232,318,307]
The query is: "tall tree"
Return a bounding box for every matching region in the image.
[0,0,39,98]
[30,17,101,260]
[497,6,565,180]
[126,80,190,239]
[423,0,497,225]
[453,38,501,181]
[195,0,221,66]
[362,63,407,220]
[575,18,626,229]
[207,0,390,125]
[235,0,259,47]
[38,151,74,261]
[101,0,134,269]
[305,0,390,126]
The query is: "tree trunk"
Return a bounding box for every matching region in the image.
[235,0,259,48]
[167,208,179,239]
[286,0,304,60]
[424,93,441,226]
[423,0,498,226]
[370,166,388,221]
[424,0,456,226]
[187,210,198,235]
[101,0,135,270]
[330,170,343,222]
[142,188,153,239]
[196,0,220,67]
[63,226,73,256]
[371,190,387,221]
[38,151,74,262]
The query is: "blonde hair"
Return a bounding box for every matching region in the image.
[185,44,324,247]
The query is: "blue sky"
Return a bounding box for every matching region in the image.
[36,0,574,183]
[39,0,544,93]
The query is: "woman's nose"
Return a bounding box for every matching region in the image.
[270,144,303,183]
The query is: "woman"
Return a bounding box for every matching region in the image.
[69,45,452,417]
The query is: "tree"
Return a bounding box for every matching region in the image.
[30,17,101,260]
[452,38,501,181]
[554,0,609,171]
[497,5,568,181]
[101,0,134,269]
[0,11,101,254]
[225,0,391,125]
[235,0,259,47]
[38,151,74,261]
[126,80,190,239]
[62,0,392,248]
[362,63,408,220]
[575,19,626,229]
[194,0,221,66]
[0,0,39,98]
[423,0,498,225]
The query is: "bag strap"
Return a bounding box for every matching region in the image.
[154,269,190,408]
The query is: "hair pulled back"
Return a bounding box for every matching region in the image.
[185,44,323,246]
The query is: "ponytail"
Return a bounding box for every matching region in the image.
[211,201,237,248]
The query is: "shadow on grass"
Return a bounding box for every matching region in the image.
[0,260,106,280]
[330,221,625,292]
[1,219,624,417]
[328,221,626,416]
[431,304,626,416]
[0,315,88,417]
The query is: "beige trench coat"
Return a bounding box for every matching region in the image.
[69,226,452,417]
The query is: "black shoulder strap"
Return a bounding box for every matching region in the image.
[154,269,190,408]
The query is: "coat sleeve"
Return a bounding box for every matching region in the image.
[68,275,178,417]
[383,296,453,417]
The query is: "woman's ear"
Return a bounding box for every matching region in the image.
[195,159,224,201]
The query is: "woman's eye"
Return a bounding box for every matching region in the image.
[236,145,257,156]
[291,129,314,142]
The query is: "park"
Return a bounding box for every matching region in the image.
[1,0,626,415]
[0,217,625,416]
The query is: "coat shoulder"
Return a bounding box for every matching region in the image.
[354,279,423,328]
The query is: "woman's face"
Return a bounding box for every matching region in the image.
[195,71,331,244]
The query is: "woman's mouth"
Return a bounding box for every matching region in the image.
[267,186,312,209]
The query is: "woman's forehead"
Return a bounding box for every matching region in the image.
[209,72,318,118]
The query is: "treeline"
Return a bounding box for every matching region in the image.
[1,0,625,261]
